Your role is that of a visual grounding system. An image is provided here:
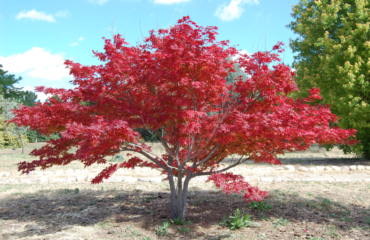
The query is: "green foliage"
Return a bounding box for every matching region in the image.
[248,200,272,211]
[0,117,28,148]
[136,128,160,142]
[273,217,290,228]
[0,65,23,104]
[177,226,190,234]
[173,216,185,225]
[288,0,370,158]
[0,95,29,150]
[220,208,259,230]
[26,130,60,143]
[364,216,370,225]
[0,65,38,109]
[225,58,248,84]
[155,221,170,236]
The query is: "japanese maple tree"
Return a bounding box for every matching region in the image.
[11,16,358,220]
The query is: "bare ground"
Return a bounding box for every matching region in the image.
[0,143,370,240]
[0,180,370,240]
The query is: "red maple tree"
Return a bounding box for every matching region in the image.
[11,16,358,220]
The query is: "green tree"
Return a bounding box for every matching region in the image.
[21,91,38,107]
[0,64,23,100]
[0,64,39,109]
[0,95,28,152]
[225,58,248,84]
[287,0,370,158]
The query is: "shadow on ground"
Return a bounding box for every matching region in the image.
[1,180,370,239]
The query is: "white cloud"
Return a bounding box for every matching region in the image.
[55,10,70,18]
[21,86,52,102]
[231,49,250,60]
[154,0,190,4]
[0,47,70,81]
[16,9,70,23]
[215,0,259,21]
[71,37,84,46]
[88,0,109,4]
[16,9,56,22]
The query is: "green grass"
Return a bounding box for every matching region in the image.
[273,217,290,228]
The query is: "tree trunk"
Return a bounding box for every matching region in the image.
[169,172,192,220]
[16,126,24,154]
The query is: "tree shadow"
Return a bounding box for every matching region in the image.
[1,181,370,239]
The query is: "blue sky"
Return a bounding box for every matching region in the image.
[1,0,299,101]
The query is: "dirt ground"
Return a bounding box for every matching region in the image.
[1,180,370,240]
[1,143,370,240]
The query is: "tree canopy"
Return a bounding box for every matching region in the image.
[11,16,358,220]
[287,0,370,158]
[0,95,28,150]
[0,65,38,109]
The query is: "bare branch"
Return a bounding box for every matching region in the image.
[192,144,221,169]
[121,143,176,170]
[178,135,195,170]
[192,155,249,177]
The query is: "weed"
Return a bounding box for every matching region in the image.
[308,201,317,208]
[97,221,111,229]
[220,208,259,230]
[325,225,341,238]
[89,200,97,206]
[293,202,305,208]
[310,237,325,240]
[306,192,313,196]
[248,201,272,211]
[173,216,184,225]
[274,217,290,228]
[115,195,122,200]
[258,212,269,221]
[319,197,333,210]
[193,197,203,206]
[132,229,142,236]
[145,208,156,215]
[172,216,192,225]
[142,196,156,202]
[322,198,332,206]
[178,226,190,234]
[340,216,351,222]
[364,216,370,225]
[142,237,151,240]
[184,219,193,225]
[123,225,132,231]
[350,225,364,231]
[155,221,170,236]
[24,205,30,208]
